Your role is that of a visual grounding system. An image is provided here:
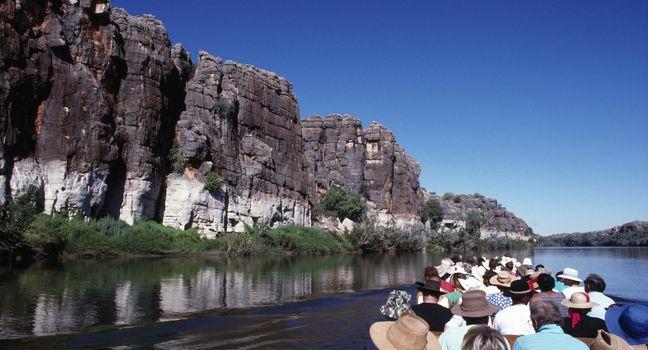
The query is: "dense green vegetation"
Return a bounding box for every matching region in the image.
[537,230,648,247]
[168,141,187,173]
[1,188,535,263]
[314,185,366,222]
[204,171,222,192]
[419,199,444,228]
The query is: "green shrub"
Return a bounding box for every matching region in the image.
[204,171,222,192]
[419,199,444,227]
[212,97,238,122]
[0,187,41,259]
[169,141,187,173]
[261,225,351,255]
[315,185,365,222]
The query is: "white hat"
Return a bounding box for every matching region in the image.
[459,276,484,291]
[436,258,454,276]
[522,258,533,266]
[558,267,582,283]
[449,265,467,275]
[472,265,486,280]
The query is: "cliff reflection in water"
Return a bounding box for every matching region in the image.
[0,253,442,338]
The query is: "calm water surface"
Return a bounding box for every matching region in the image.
[0,247,646,348]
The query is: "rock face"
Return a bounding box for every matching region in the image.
[161,52,310,236]
[0,0,533,238]
[302,115,422,228]
[426,193,533,239]
[1,1,187,221]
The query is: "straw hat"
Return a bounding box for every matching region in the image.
[369,313,441,350]
[590,330,635,350]
[561,292,599,309]
[451,290,499,318]
[489,271,519,288]
[436,258,454,276]
[558,267,582,283]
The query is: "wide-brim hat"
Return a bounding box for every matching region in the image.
[416,281,447,295]
[560,292,598,309]
[505,280,532,296]
[450,290,499,317]
[490,271,518,288]
[369,315,441,350]
[522,258,533,266]
[590,330,635,350]
[605,304,648,346]
[459,276,483,291]
[436,259,454,276]
[558,267,582,283]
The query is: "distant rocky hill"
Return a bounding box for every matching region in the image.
[0,0,533,239]
[426,193,533,240]
[539,221,648,246]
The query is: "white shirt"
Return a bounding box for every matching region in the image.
[439,325,476,350]
[588,291,615,320]
[562,286,585,299]
[493,304,535,336]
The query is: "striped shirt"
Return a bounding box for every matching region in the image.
[512,324,589,350]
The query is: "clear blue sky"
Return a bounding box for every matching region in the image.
[113,0,648,235]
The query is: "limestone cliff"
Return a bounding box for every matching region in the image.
[302,115,422,228]
[161,52,310,237]
[0,0,533,238]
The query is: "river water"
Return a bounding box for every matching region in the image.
[0,247,646,348]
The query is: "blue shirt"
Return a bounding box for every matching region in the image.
[554,281,567,292]
[512,324,589,350]
[439,325,476,350]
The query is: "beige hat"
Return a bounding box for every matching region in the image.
[558,267,582,283]
[489,271,519,288]
[369,313,441,350]
[561,292,599,309]
[590,330,635,350]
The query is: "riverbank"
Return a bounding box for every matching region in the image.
[1,191,532,263]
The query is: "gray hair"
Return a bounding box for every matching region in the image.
[461,325,510,350]
[529,301,564,330]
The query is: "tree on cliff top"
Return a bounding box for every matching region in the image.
[419,199,444,229]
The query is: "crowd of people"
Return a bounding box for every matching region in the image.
[369,254,647,350]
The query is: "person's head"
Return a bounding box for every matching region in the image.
[466,257,476,266]
[488,258,498,271]
[561,292,597,314]
[535,264,545,272]
[555,271,564,282]
[558,268,582,287]
[508,280,533,305]
[483,270,497,286]
[452,273,466,290]
[584,274,606,293]
[461,325,510,350]
[505,261,514,271]
[424,266,440,282]
[451,290,498,326]
[369,313,440,350]
[536,273,555,292]
[417,280,445,303]
[530,301,564,330]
